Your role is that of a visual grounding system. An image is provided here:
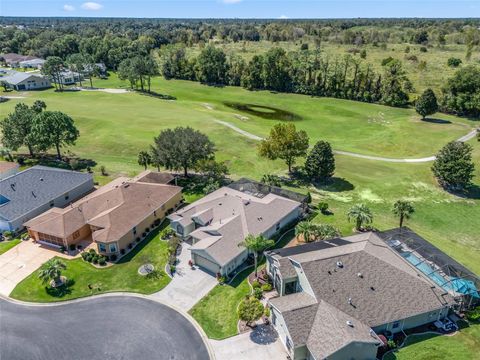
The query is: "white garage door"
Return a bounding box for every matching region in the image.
[193,253,219,274]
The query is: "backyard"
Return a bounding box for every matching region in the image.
[10,225,172,302]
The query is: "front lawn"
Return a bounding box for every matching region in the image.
[10,225,171,302]
[384,322,480,360]
[189,267,251,339]
[0,238,21,255]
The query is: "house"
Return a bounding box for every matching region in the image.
[25,171,182,255]
[0,166,94,233]
[266,230,456,360]
[0,53,38,67]
[18,58,46,69]
[169,179,305,276]
[0,161,19,180]
[57,70,83,85]
[0,72,51,91]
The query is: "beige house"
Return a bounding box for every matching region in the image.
[25,171,182,258]
[266,231,455,360]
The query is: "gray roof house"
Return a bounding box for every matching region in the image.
[169,182,303,276]
[1,72,51,91]
[266,231,455,360]
[0,166,94,233]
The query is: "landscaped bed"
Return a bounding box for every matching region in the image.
[10,224,171,302]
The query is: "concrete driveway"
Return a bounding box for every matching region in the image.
[0,241,68,296]
[211,324,287,360]
[0,295,210,360]
[151,243,217,311]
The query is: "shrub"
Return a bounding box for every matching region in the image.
[251,280,261,289]
[381,56,394,66]
[168,237,181,254]
[300,43,308,51]
[69,244,76,251]
[85,254,92,262]
[264,307,271,317]
[145,227,150,233]
[360,49,367,59]
[89,248,96,254]
[142,232,147,238]
[136,237,141,242]
[81,252,89,260]
[419,46,428,52]
[447,57,462,67]
[169,254,177,266]
[261,283,273,292]
[110,254,117,261]
[405,54,418,62]
[60,246,66,253]
[98,258,107,266]
[217,276,226,284]
[253,287,263,299]
[2,230,13,239]
[92,256,99,264]
[154,218,161,226]
[317,202,329,214]
[128,243,133,249]
[466,307,480,322]
[170,265,176,274]
[262,272,270,281]
[238,297,264,326]
[100,165,107,176]
[387,339,397,349]
[120,249,126,255]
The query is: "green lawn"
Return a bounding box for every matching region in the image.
[10,226,171,302]
[0,239,21,255]
[189,267,252,340]
[384,322,480,360]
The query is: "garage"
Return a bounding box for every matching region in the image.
[192,252,219,275]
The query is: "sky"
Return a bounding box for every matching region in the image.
[1,0,479,19]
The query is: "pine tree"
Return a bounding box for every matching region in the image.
[415,88,438,120]
[305,140,335,182]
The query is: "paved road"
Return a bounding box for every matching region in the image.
[0,296,210,360]
[214,119,477,163]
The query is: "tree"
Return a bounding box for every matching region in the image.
[381,59,409,107]
[447,57,462,68]
[38,259,67,287]
[138,151,151,170]
[313,224,341,240]
[242,55,264,90]
[415,89,438,120]
[261,174,282,187]
[195,159,229,181]
[262,47,291,92]
[238,234,274,279]
[29,111,80,159]
[347,204,373,231]
[305,140,335,182]
[238,296,264,327]
[42,56,64,90]
[259,123,309,173]
[295,221,316,243]
[1,103,39,157]
[196,45,228,85]
[66,53,86,87]
[32,100,47,113]
[432,141,475,190]
[442,65,480,118]
[151,127,215,176]
[392,200,415,228]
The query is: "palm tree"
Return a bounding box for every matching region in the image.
[238,234,274,279]
[347,204,373,231]
[313,224,341,240]
[38,259,67,287]
[138,151,151,170]
[393,200,415,228]
[295,221,316,243]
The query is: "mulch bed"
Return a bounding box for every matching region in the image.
[248,269,269,286]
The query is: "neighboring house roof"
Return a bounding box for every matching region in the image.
[0,166,93,222]
[1,53,37,63]
[19,58,45,66]
[268,231,455,359]
[171,186,301,267]
[133,170,174,185]
[0,161,18,174]
[25,172,182,244]
[0,72,48,85]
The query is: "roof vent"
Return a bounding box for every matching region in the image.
[39,177,44,181]
[348,297,353,305]
[346,320,354,327]
[336,261,343,268]
[219,202,222,206]
[370,286,375,291]
[327,270,332,275]
[357,272,363,278]
[10,183,15,191]
[31,191,37,198]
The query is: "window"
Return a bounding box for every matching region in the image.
[99,243,106,252]
[109,243,117,253]
[50,201,54,207]
[153,210,157,217]
[64,193,69,201]
[392,321,400,329]
[132,227,137,235]
[276,223,281,231]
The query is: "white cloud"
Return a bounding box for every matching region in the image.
[279,15,289,19]
[63,4,75,12]
[81,2,103,10]
[221,0,243,4]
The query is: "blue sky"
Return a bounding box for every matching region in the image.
[1,0,479,18]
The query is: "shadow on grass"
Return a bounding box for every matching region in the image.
[136,90,176,100]
[447,184,480,200]
[422,118,452,124]
[224,102,302,121]
[314,177,355,192]
[44,279,75,298]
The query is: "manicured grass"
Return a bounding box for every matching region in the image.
[0,239,21,255]
[10,226,171,302]
[384,322,480,360]
[189,267,252,340]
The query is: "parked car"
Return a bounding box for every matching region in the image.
[434,318,458,332]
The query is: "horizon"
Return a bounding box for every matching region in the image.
[1,1,479,19]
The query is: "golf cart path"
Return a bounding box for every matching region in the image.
[214,120,477,163]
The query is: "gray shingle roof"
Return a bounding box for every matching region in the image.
[0,72,47,85]
[0,166,92,222]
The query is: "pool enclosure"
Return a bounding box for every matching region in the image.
[378,228,480,311]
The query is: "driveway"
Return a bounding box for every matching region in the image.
[151,243,217,311]
[211,325,287,360]
[0,241,68,296]
[0,295,210,360]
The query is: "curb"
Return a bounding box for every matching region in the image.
[0,292,216,360]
